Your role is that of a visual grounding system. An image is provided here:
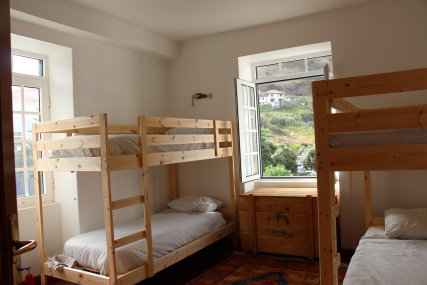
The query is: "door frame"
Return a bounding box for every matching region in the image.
[0,1,18,284]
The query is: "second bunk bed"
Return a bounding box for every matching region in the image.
[33,113,237,285]
[312,68,427,284]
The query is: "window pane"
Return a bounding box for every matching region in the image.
[12,54,43,76]
[13,114,23,140]
[12,85,22,111]
[25,114,40,140]
[282,59,305,75]
[307,55,332,72]
[27,171,35,196]
[16,172,25,197]
[257,76,321,177]
[24,87,40,112]
[256,63,279,79]
[26,142,33,168]
[14,143,24,168]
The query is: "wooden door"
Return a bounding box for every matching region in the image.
[0,1,18,284]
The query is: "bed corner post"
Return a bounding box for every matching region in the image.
[33,123,47,285]
[312,82,339,285]
[139,115,154,277]
[99,113,119,283]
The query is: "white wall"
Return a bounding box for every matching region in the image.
[167,0,427,248]
[12,12,171,273]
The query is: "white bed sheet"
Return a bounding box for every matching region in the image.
[343,226,427,285]
[63,209,226,275]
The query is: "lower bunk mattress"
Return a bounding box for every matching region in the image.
[63,209,226,275]
[343,226,427,285]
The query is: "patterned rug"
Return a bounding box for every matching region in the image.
[185,253,347,285]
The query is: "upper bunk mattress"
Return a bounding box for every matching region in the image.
[63,209,226,275]
[329,128,427,148]
[343,226,427,285]
[48,134,214,157]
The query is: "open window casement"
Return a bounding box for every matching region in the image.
[235,78,261,183]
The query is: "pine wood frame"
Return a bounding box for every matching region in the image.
[312,68,427,284]
[33,114,237,285]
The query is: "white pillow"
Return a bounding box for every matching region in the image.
[384,208,427,239]
[167,196,223,212]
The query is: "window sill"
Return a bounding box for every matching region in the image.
[254,178,317,189]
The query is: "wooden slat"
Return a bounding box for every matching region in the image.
[35,114,101,133]
[146,134,214,146]
[330,98,360,112]
[314,68,427,99]
[328,104,427,133]
[153,223,235,274]
[111,195,145,210]
[217,147,233,157]
[36,135,101,151]
[215,120,232,128]
[328,144,427,171]
[37,157,101,171]
[147,149,216,166]
[117,265,148,285]
[109,155,141,170]
[75,125,139,134]
[145,116,214,128]
[114,230,146,249]
[43,263,109,285]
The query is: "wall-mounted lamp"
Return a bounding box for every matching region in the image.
[191,92,213,106]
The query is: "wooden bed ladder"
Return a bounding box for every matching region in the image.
[100,114,154,283]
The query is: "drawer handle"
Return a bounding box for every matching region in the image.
[272,229,293,238]
[276,213,290,225]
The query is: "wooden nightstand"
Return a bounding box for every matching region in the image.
[239,188,319,259]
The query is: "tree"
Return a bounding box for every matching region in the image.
[272,144,298,175]
[302,145,316,171]
[261,137,277,167]
[263,164,292,176]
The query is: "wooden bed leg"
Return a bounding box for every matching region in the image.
[364,171,373,230]
[33,125,47,285]
[168,164,178,200]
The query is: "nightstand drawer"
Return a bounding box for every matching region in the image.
[239,197,306,213]
[256,212,308,230]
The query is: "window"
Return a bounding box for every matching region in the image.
[236,52,332,181]
[12,50,52,207]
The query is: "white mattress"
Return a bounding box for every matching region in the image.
[63,209,226,275]
[343,226,427,285]
[48,134,214,157]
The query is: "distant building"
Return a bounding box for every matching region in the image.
[259,89,285,107]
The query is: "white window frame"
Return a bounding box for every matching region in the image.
[12,49,53,208]
[251,51,332,179]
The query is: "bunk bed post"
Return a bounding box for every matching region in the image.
[99,113,118,284]
[139,115,154,277]
[364,171,373,230]
[168,164,178,200]
[312,83,338,285]
[33,124,47,285]
[228,123,238,247]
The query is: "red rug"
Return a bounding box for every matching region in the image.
[185,253,347,285]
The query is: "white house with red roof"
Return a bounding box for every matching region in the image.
[258,89,285,107]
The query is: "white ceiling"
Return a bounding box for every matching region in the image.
[68,0,376,42]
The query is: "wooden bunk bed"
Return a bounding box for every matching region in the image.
[312,68,427,284]
[33,113,237,285]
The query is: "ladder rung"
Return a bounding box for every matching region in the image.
[112,195,145,210]
[114,230,146,249]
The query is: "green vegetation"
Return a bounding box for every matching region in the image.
[258,78,319,177]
